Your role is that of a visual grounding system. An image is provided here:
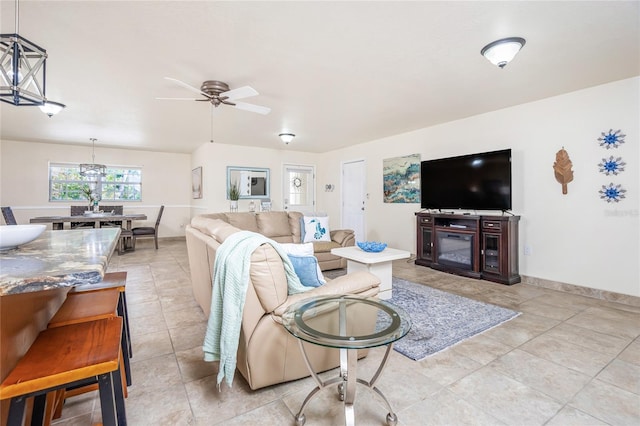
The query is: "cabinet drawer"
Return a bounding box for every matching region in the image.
[419,216,432,224]
[482,220,502,230]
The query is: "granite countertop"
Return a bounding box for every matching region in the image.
[0,228,120,296]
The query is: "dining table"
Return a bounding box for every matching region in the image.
[30,213,147,230]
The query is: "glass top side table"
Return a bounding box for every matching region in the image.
[282,295,411,426]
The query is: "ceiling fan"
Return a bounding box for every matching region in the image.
[157,77,271,115]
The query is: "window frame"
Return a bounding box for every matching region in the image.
[49,162,143,203]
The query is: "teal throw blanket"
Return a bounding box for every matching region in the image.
[203,231,309,388]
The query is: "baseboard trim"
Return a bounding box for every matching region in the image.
[154,236,186,242]
[521,275,640,308]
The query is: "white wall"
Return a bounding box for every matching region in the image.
[2,78,637,297]
[0,140,192,237]
[318,77,639,297]
[190,142,319,215]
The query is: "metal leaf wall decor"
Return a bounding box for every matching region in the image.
[553,147,574,195]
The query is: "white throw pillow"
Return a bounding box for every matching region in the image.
[279,243,326,284]
[302,216,331,243]
[280,242,314,256]
[299,212,327,242]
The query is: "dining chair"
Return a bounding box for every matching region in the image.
[70,206,94,229]
[132,205,164,249]
[1,206,17,225]
[99,205,123,228]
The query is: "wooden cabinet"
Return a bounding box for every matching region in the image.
[416,214,434,265]
[480,217,520,284]
[415,213,520,285]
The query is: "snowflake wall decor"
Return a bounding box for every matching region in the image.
[598,183,626,203]
[598,156,626,176]
[597,129,626,149]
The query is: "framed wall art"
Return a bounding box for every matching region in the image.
[192,166,202,199]
[383,154,421,203]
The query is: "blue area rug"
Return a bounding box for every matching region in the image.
[378,277,520,361]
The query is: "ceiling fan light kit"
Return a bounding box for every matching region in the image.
[481,37,526,68]
[0,0,65,115]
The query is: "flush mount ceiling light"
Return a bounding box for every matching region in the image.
[279,133,295,145]
[480,37,526,69]
[38,100,65,117]
[0,0,65,115]
[79,138,107,179]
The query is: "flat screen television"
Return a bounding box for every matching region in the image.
[420,149,512,211]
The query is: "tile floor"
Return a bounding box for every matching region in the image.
[52,239,640,425]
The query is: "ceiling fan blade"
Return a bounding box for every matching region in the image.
[221,86,258,101]
[164,77,210,98]
[234,102,271,115]
[155,97,199,101]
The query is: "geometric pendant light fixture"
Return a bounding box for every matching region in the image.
[79,138,106,179]
[0,0,65,115]
[480,37,526,69]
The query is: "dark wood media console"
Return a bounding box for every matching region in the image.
[415,212,521,285]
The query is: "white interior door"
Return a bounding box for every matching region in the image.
[282,164,316,213]
[341,159,366,241]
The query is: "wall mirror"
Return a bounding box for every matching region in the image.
[227,166,270,199]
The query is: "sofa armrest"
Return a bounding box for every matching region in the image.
[271,271,380,318]
[330,229,355,247]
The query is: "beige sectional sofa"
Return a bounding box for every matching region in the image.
[192,211,355,270]
[185,213,380,390]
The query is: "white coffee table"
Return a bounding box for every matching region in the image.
[331,246,410,300]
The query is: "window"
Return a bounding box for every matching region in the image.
[49,163,142,202]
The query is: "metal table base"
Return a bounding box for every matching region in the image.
[294,336,398,426]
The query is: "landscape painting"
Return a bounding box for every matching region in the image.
[383,154,421,203]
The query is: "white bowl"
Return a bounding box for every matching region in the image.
[0,224,46,250]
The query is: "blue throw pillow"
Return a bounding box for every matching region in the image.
[288,255,325,287]
[299,217,306,242]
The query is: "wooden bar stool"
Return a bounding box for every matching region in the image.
[49,287,131,388]
[49,287,121,326]
[72,272,133,372]
[0,317,126,426]
[47,287,130,423]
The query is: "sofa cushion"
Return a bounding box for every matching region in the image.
[288,211,303,243]
[199,213,229,222]
[302,216,331,242]
[288,255,325,288]
[227,212,259,233]
[312,240,342,253]
[190,217,238,243]
[256,211,291,238]
[249,244,289,313]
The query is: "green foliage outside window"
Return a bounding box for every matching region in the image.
[49,164,142,202]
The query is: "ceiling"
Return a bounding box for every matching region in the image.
[1,1,638,154]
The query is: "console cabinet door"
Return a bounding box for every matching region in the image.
[482,233,502,275]
[419,226,433,261]
[416,214,434,265]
